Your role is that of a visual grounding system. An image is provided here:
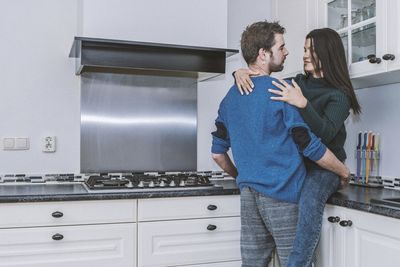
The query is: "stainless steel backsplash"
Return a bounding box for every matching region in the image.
[80,72,197,173]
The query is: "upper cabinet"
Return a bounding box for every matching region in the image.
[321,0,386,78]
[273,0,400,88]
[319,0,400,88]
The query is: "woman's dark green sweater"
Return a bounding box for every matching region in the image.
[294,74,351,170]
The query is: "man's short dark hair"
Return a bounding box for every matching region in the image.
[241,21,285,65]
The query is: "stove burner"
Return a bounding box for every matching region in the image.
[84,173,216,191]
[86,176,127,188]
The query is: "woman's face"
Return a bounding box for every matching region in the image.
[303,38,321,77]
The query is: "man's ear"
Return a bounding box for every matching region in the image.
[258,48,269,64]
[258,48,266,59]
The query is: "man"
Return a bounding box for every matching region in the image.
[211,21,349,267]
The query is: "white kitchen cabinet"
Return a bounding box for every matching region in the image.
[318,0,400,88]
[138,195,240,221]
[314,205,346,267]
[319,0,387,78]
[386,0,400,72]
[0,199,136,228]
[0,223,135,267]
[274,0,400,88]
[137,195,241,267]
[315,204,400,267]
[270,0,321,79]
[0,200,137,267]
[138,217,240,267]
[185,262,241,267]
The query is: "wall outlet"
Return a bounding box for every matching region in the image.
[43,136,56,152]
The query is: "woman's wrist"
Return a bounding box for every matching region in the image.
[298,97,308,109]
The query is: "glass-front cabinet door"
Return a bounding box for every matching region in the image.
[325,0,386,77]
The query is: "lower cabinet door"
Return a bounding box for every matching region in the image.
[0,223,136,267]
[185,261,242,267]
[343,208,400,267]
[138,216,240,267]
[314,205,343,267]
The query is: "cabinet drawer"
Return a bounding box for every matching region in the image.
[185,261,241,267]
[0,200,136,228]
[138,195,240,221]
[0,223,136,267]
[138,216,241,266]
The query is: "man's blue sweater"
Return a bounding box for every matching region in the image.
[211,76,327,203]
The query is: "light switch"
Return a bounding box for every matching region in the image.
[3,138,15,150]
[15,138,30,150]
[3,137,30,150]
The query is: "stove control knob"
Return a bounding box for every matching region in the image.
[138,181,144,188]
[169,180,176,187]
[149,180,155,187]
[159,180,166,187]
[127,181,133,188]
[179,180,185,187]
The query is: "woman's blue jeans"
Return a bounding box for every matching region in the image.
[286,169,340,267]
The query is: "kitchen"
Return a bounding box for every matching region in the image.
[1,0,400,266]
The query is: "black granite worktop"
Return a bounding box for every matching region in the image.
[0,179,239,203]
[1,180,400,220]
[327,184,400,219]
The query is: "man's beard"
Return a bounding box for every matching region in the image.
[270,63,284,73]
[268,52,285,73]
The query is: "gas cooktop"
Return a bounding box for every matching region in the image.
[0,172,230,193]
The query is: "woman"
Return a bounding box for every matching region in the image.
[234,28,361,267]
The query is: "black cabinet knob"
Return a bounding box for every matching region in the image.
[327,216,340,223]
[207,224,217,231]
[339,220,353,227]
[52,233,64,240]
[52,211,63,218]
[207,205,217,211]
[367,54,381,64]
[383,54,395,61]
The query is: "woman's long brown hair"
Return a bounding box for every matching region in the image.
[306,28,361,114]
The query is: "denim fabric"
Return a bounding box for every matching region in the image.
[287,169,340,267]
[240,187,298,267]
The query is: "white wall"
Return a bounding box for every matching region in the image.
[197,0,272,171]
[79,0,227,47]
[344,83,400,178]
[0,0,230,174]
[0,0,80,174]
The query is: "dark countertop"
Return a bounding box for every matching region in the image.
[0,179,239,203]
[1,180,400,220]
[327,184,400,219]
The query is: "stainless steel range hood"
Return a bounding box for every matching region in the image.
[69,37,238,81]
[69,37,238,173]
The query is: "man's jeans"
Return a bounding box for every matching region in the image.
[287,169,340,267]
[240,186,298,267]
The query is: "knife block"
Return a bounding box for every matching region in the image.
[352,149,382,187]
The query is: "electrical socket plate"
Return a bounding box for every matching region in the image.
[43,136,56,152]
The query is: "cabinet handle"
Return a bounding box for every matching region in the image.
[207,224,217,231]
[207,205,217,211]
[367,54,381,64]
[383,54,396,61]
[52,211,64,218]
[339,220,353,227]
[327,216,340,223]
[52,233,64,240]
